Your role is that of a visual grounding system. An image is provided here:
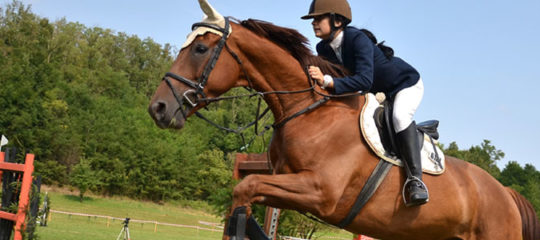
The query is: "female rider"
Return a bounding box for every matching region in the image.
[302,0,428,206]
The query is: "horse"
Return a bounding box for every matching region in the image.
[148,2,539,239]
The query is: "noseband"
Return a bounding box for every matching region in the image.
[162,18,233,119]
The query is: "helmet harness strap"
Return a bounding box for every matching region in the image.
[325,13,340,43]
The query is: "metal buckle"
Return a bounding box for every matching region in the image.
[183,89,198,107]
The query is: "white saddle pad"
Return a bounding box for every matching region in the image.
[360,93,445,175]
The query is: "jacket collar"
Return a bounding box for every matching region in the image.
[329,31,344,52]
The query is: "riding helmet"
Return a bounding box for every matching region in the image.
[301,0,352,22]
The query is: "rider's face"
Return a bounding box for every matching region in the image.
[312,15,332,40]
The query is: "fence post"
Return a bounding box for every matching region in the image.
[234,153,280,239]
[13,154,34,240]
[0,152,34,240]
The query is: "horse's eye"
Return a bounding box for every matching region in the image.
[195,44,208,54]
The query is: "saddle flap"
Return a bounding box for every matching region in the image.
[360,93,445,175]
[417,120,440,140]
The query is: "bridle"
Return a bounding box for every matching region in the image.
[162,17,237,120]
[162,17,363,149]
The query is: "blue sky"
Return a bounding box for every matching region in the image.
[10,0,540,169]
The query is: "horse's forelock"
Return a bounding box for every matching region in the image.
[239,19,346,78]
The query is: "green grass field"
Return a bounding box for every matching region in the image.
[33,189,353,240]
[37,214,222,240]
[36,190,223,240]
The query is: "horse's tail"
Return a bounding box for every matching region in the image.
[506,187,540,240]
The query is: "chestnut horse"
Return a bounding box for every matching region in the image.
[148,17,539,240]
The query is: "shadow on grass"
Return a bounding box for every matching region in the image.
[61,194,96,203]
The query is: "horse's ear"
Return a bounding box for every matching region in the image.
[181,0,231,50]
[198,0,225,27]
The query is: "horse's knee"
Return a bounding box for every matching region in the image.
[233,174,259,202]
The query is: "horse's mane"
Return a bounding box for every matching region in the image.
[239,18,347,78]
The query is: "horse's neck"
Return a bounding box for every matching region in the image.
[233,33,319,122]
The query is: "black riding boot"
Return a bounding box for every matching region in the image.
[397,121,429,206]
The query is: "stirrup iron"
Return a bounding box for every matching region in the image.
[402,176,429,207]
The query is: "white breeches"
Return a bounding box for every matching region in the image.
[392,78,424,133]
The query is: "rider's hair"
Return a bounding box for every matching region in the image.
[334,14,351,28]
[359,29,394,59]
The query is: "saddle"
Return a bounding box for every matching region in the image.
[360,93,445,175]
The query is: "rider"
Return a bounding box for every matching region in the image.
[302,0,428,206]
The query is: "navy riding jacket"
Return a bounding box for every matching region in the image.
[316,26,420,98]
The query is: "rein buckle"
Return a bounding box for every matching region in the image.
[183,89,199,107]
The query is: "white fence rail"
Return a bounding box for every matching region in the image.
[50,209,223,233]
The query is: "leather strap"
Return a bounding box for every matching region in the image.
[226,206,270,240]
[246,215,270,240]
[272,97,330,129]
[337,159,392,228]
[164,72,199,90]
[227,206,247,240]
[428,135,443,169]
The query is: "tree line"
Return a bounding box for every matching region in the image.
[0,1,269,203]
[1,1,538,237]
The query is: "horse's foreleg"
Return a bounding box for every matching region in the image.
[231,172,338,219]
[224,172,338,239]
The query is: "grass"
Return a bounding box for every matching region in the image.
[44,192,220,227]
[35,189,224,240]
[37,214,222,240]
[33,188,353,240]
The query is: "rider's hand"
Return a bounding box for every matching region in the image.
[308,66,324,85]
[308,66,333,89]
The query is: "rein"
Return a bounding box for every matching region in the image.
[163,17,364,149]
[196,66,363,131]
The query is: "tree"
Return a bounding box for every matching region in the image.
[70,159,99,202]
[0,0,278,202]
[33,160,67,186]
[444,141,540,215]
[499,161,527,187]
[500,161,540,215]
[443,140,502,178]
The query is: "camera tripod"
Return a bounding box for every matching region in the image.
[116,218,131,240]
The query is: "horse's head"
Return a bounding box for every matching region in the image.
[148,0,246,129]
[149,0,348,130]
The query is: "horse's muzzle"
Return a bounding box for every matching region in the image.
[148,99,188,129]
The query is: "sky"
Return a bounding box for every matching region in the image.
[8,0,540,170]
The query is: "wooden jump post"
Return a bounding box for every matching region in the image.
[0,151,35,240]
[233,153,280,240]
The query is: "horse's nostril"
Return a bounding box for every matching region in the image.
[156,101,166,114]
[150,101,167,119]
